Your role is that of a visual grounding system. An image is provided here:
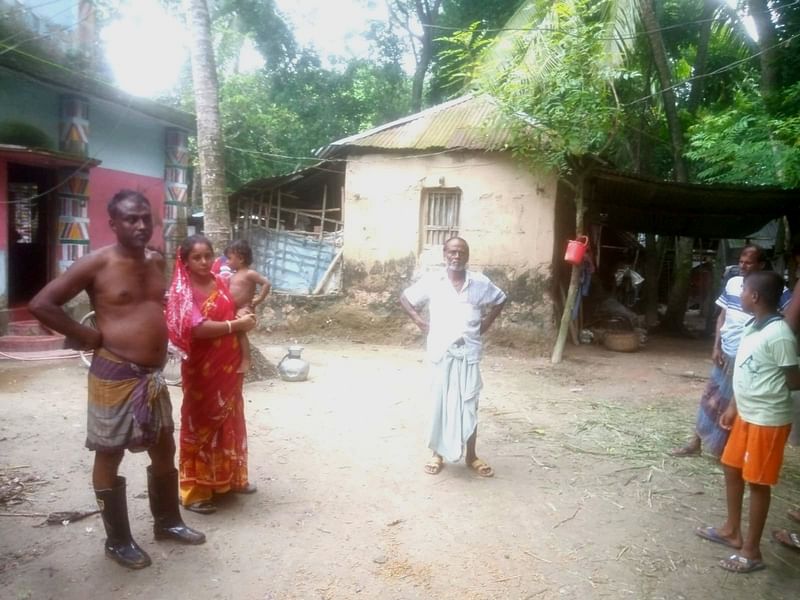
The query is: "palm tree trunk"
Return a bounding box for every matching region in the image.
[185,0,231,252]
[747,0,780,107]
[662,236,694,331]
[639,0,688,182]
[643,233,660,328]
[640,0,692,332]
[687,0,715,115]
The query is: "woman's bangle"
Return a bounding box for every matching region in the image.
[226,320,232,334]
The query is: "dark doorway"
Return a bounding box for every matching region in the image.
[7,164,55,306]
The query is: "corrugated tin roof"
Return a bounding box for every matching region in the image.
[320,94,514,155]
[229,161,340,201]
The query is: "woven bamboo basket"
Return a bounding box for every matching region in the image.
[603,330,640,352]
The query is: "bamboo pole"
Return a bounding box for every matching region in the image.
[276,207,343,226]
[341,185,345,231]
[265,190,273,280]
[319,185,327,239]
[551,175,585,364]
[277,189,286,280]
[276,189,281,231]
[310,186,328,292]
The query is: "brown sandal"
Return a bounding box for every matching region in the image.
[469,458,494,478]
[424,456,443,475]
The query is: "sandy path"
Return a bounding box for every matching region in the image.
[1,338,799,599]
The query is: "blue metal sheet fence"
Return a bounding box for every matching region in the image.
[249,228,341,294]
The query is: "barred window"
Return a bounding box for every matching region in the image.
[421,189,460,248]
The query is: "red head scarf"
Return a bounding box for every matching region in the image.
[166,257,194,356]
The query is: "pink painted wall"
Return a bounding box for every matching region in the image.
[88,167,165,250]
[0,160,8,251]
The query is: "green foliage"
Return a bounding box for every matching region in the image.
[428,0,523,103]
[0,121,54,149]
[163,0,799,190]
[154,0,412,190]
[213,0,297,70]
[686,80,800,187]
[433,21,493,94]
[484,0,634,176]
[217,52,411,188]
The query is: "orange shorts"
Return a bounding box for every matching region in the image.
[720,416,791,486]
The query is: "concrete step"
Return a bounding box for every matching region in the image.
[7,319,50,336]
[0,333,66,353]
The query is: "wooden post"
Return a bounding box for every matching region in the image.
[319,185,327,239]
[266,190,273,281]
[311,185,328,293]
[340,185,345,227]
[276,189,283,280]
[551,175,585,364]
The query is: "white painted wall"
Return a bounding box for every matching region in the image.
[343,151,557,271]
[90,97,165,177]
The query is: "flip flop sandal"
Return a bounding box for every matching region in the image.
[772,529,800,551]
[719,554,766,574]
[424,457,443,475]
[695,526,741,549]
[469,458,494,478]
[184,501,217,514]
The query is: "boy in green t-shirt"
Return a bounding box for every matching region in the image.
[695,271,800,573]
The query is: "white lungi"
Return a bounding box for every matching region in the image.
[429,344,483,462]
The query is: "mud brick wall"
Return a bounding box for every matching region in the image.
[257,255,555,350]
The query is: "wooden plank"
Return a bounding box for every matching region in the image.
[264,190,272,280]
[310,185,328,291]
[319,185,327,240]
[276,189,282,231]
[296,207,341,213]
[280,208,343,226]
[312,248,343,295]
[341,184,345,231]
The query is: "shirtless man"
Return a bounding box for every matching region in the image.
[29,190,205,570]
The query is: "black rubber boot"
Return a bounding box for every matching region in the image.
[148,467,206,545]
[95,477,152,569]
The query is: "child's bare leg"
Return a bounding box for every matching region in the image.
[739,483,770,561]
[713,464,745,547]
[237,332,251,373]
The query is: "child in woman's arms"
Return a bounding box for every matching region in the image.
[225,240,271,372]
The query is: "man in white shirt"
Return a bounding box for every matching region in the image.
[400,237,506,477]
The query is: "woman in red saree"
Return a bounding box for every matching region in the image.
[166,235,257,513]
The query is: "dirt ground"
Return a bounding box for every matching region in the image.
[1,332,799,600]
